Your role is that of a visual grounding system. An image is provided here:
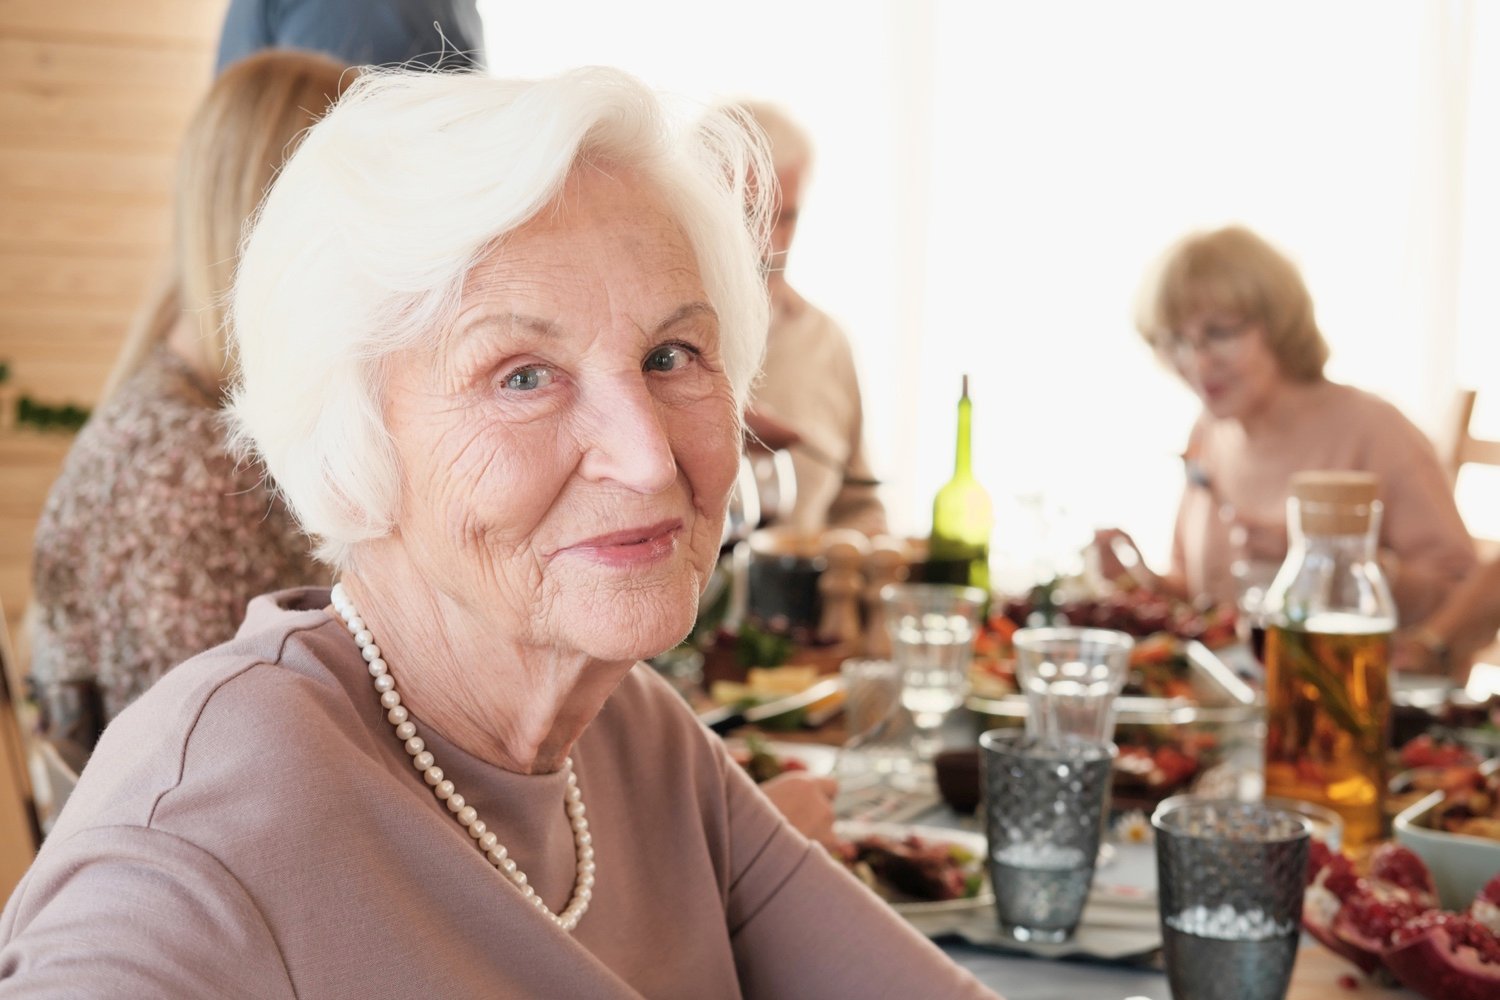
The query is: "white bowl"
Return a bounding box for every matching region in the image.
[1393,760,1500,911]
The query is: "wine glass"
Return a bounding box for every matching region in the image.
[881,583,987,762]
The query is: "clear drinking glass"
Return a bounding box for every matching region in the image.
[881,583,986,760]
[980,732,1116,943]
[836,658,907,787]
[1152,798,1312,1000]
[1011,627,1133,745]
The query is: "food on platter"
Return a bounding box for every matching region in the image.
[1111,741,1203,806]
[1303,841,1500,999]
[710,665,822,706]
[726,734,812,785]
[970,585,1237,703]
[830,825,985,905]
[1389,746,1500,842]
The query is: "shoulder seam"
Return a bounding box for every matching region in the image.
[144,616,338,827]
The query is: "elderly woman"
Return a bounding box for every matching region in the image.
[1098,226,1474,625]
[28,51,342,751]
[0,69,994,998]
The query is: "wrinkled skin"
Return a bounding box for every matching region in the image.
[345,166,742,773]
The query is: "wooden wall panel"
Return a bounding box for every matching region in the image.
[0,0,227,894]
[0,0,225,696]
[0,1,224,46]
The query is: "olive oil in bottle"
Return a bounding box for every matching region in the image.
[1261,472,1394,850]
[928,374,993,594]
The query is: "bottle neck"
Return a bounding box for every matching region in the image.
[953,394,972,479]
[1269,498,1394,629]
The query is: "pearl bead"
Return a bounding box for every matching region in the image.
[338,584,591,932]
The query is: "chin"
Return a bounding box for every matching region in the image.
[562,579,700,663]
[1200,394,1243,420]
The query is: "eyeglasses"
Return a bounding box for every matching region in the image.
[1159,321,1253,364]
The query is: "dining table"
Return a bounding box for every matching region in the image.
[941,938,1418,999]
[829,761,1426,999]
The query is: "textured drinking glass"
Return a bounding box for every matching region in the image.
[979,731,1117,942]
[841,659,903,741]
[882,583,986,759]
[1012,627,1133,744]
[1152,799,1312,1000]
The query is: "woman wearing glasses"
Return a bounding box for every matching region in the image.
[1097,225,1473,625]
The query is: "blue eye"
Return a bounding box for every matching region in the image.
[645,345,692,373]
[504,367,554,391]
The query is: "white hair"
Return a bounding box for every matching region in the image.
[227,67,773,568]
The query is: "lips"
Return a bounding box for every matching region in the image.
[568,519,682,550]
[554,519,684,567]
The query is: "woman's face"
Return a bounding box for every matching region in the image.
[379,167,740,662]
[1166,310,1287,421]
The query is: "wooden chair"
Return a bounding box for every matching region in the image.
[1448,389,1500,483]
[30,738,79,835]
[0,601,42,893]
[1444,390,1500,696]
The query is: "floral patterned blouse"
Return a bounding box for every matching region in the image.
[29,348,326,739]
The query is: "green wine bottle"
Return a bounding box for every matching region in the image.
[928,374,993,593]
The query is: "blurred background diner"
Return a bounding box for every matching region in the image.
[26,50,342,762]
[1094,225,1476,626]
[0,1,1499,996]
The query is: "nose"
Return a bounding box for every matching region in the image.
[575,374,678,494]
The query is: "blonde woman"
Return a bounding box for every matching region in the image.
[1098,225,1474,625]
[28,51,346,748]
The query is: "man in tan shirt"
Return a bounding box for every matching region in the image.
[740,102,887,538]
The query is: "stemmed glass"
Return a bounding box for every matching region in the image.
[881,583,987,762]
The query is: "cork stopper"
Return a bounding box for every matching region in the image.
[1289,471,1380,535]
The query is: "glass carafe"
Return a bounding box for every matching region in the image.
[1261,471,1394,850]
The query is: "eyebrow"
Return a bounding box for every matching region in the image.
[653,301,717,334]
[462,301,717,342]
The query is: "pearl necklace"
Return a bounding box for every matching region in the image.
[330,582,595,932]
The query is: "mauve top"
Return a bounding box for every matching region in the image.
[1172,379,1475,624]
[0,588,996,999]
